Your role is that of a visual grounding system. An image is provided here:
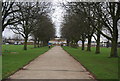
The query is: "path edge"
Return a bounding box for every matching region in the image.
[62,46,97,81]
[2,46,53,81]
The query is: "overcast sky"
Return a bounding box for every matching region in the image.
[51,0,66,37]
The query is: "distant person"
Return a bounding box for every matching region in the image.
[48,43,51,48]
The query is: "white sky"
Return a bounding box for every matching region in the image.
[51,0,66,37]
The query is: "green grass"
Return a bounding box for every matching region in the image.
[62,46,119,80]
[0,55,2,80]
[2,45,50,79]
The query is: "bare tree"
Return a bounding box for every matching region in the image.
[93,2,120,57]
[2,2,19,32]
[9,2,51,50]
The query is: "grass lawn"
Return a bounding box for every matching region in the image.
[0,56,2,80]
[2,45,50,79]
[62,46,119,80]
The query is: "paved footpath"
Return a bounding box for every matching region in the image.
[10,46,95,79]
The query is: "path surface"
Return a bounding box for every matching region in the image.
[10,46,95,79]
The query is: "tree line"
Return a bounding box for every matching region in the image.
[61,2,120,57]
[2,2,55,50]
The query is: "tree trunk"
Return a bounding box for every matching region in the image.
[43,41,47,46]
[34,38,37,48]
[87,36,91,51]
[67,40,70,46]
[37,40,40,48]
[95,31,100,54]
[43,41,45,46]
[71,40,77,48]
[110,19,118,57]
[110,40,118,57]
[24,37,28,50]
[41,41,44,47]
[82,40,85,50]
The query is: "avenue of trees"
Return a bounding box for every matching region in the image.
[61,2,120,57]
[2,2,55,50]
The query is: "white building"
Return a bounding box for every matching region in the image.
[49,38,67,46]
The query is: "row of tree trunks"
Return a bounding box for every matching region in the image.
[34,39,48,48]
[81,34,100,54]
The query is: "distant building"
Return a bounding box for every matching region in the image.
[49,38,67,46]
[2,38,34,45]
[77,40,106,47]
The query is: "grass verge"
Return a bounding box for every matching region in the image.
[0,56,2,80]
[2,45,50,79]
[62,46,119,81]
